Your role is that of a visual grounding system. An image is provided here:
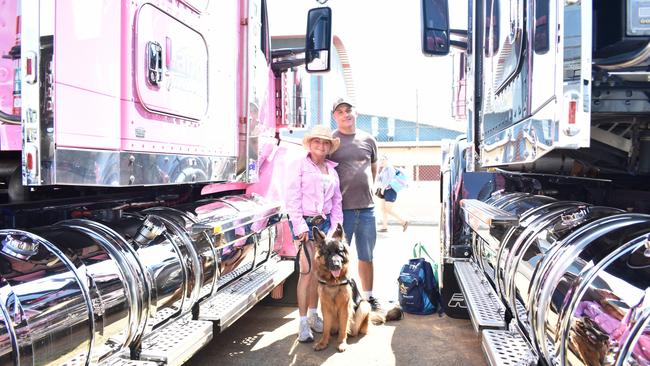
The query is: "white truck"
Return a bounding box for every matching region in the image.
[425,0,650,365]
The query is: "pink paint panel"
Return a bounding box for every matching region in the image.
[201,182,248,196]
[0,0,18,115]
[0,125,21,151]
[54,1,122,149]
[56,83,120,149]
[248,142,305,256]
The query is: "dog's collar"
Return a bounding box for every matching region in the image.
[318,277,351,287]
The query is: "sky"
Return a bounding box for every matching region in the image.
[268,0,465,130]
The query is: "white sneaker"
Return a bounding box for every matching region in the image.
[297,319,314,343]
[308,313,324,333]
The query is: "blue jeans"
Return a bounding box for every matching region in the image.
[342,208,377,262]
[288,215,331,241]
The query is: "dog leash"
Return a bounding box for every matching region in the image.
[297,239,312,275]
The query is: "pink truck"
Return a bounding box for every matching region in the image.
[0,1,332,365]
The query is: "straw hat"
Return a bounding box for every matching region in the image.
[302,125,341,153]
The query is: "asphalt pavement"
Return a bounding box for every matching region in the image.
[185,223,487,366]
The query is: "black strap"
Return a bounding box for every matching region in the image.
[297,240,312,275]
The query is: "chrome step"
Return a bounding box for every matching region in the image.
[199,257,294,331]
[139,317,213,366]
[482,329,538,366]
[454,260,506,331]
[101,358,159,366]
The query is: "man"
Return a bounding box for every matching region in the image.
[328,97,381,311]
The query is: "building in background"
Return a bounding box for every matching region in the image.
[272,36,462,182]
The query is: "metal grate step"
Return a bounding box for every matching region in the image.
[199,258,294,331]
[482,329,538,366]
[139,317,213,366]
[454,261,506,331]
[101,358,159,366]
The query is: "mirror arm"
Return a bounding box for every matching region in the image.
[271,47,306,59]
[450,40,468,50]
[271,58,306,76]
[450,29,468,37]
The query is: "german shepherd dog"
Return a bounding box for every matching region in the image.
[312,224,402,352]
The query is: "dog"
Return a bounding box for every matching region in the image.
[312,224,402,352]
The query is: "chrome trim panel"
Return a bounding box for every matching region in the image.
[480,106,558,167]
[42,149,237,186]
[558,0,591,149]
[21,0,43,185]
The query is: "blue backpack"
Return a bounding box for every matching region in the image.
[398,242,444,316]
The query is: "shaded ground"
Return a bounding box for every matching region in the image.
[186,224,486,366]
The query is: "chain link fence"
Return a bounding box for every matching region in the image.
[353,113,461,182]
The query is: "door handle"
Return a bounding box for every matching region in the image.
[147,41,163,86]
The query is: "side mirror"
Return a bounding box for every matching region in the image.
[305,7,332,72]
[421,0,450,56]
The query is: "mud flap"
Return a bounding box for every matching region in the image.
[440,262,469,318]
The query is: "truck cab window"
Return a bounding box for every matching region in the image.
[534,0,549,54]
[484,0,499,57]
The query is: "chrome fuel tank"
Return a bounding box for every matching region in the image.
[0,193,283,365]
[462,192,650,365]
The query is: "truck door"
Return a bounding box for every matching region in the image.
[480,0,527,143]
[529,0,556,116]
[479,0,590,166]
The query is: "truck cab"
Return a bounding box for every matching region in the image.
[425,1,650,365]
[0,1,332,365]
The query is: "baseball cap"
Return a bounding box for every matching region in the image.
[331,97,354,113]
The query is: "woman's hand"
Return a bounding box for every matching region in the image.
[297,231,309,242]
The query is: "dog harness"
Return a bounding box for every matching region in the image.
[318,277,363,310]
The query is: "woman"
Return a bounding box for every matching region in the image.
[376,155,408,232]
[285,125,343,343]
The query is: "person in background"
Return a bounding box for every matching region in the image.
[376,155,409,232]
[328,97,383,311]
[285,125,344,343]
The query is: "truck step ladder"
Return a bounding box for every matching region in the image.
[482,329,538,366]
[453,260,506,331]
[139,317,213,366]
[199,256,294,331]
[98,315,213,366]
[101,359,160,366]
